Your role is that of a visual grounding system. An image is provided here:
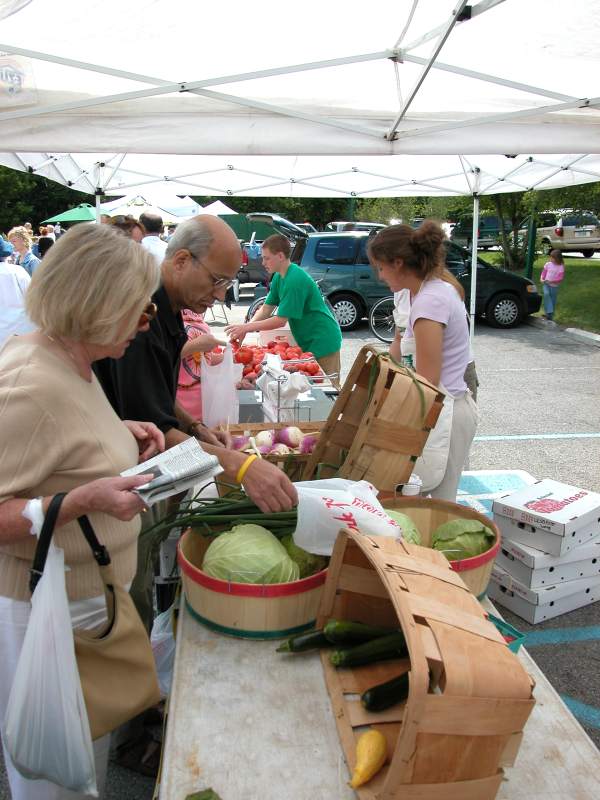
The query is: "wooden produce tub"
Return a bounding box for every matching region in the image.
[302,346,444,492]
[317,530,536,800]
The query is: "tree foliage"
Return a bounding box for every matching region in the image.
[0,166,87,234]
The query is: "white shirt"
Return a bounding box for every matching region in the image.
[141,235,168,264]
[0,261,35,346]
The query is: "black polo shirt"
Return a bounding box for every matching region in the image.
[94,285,188,432]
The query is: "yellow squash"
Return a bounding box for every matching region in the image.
[349,729,387,789]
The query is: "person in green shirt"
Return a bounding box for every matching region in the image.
[225,234,342,387]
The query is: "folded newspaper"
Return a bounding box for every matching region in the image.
[121,438,223,505]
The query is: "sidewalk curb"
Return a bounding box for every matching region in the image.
[526,317,600,348]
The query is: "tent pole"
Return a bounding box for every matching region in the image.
[469,193,480,346]
[95,194,101,224]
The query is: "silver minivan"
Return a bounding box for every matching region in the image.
[536,210,600,257]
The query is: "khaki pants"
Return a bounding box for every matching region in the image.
[316,350,341,390]
[429,391,479,503]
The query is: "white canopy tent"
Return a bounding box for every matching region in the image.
[1,0,599,331]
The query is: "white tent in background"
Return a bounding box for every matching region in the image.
[202,200,238,216]
[98,194,182,224]
[0,0,599,334]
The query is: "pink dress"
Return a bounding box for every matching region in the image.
[176,311,211,420]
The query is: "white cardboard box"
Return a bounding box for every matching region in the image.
[494,513,600,557]
[496,534,600,588]
[492,479,600,556]
[487,564,600,624]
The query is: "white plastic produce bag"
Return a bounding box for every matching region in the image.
[3,541,97,796]
[293,479,400,555]
[201,344,243,428]
[151,606,176,697]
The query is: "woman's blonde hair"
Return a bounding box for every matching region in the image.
[8,226,32,249]
[26,223,160,344]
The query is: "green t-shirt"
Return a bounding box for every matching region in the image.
[264,263,342,358]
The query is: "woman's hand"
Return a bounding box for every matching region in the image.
[241,458,298,513]
[224,323,248,343]
[67,475,154,521]
[124,420,165,462]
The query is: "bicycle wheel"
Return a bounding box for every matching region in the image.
[369,296,396,343]
[244,296,266,323]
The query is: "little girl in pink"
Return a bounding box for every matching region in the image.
[540,249,564,321]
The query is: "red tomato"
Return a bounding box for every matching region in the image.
[300,352,314,360]
[212,346,223,355]
[305,362,320,375]
[245,371,257,381]
[242,364,254,376]
[267,340,278,349]
[285,348,300,360]
[235,349,253,365]
[285,364,298,373]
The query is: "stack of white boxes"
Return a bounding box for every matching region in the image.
[487,479,600,623]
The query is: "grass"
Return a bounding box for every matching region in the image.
[479,252,600,333]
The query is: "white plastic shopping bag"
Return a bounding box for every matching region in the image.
[201,344,243,428]
[3,541,97,795]
[293,479,400,555]
[151,606,176,697]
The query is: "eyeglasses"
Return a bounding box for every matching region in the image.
[189,253,235,291]
[139,301,158,326]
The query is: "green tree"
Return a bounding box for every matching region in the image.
[0,165,87,234]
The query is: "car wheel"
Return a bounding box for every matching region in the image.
[541,240,553,256]
[329,293,363,331]
[485,293,523,328]
[582,251,594,258]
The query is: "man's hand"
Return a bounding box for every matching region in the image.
[191,421,232,449]
[224,322,249,343]
[124,420,165,462]
[241,458,298,512]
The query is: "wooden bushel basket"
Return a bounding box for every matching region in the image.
[317,530,535,799]
[379,496,500,598]
[302,346,444,492]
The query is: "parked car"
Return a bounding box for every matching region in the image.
[325,221,386,233]
[294,222,318,233]
[450,214,512,250]
[534,209,600,257]
[291,231,541,330]
[236,213,309,284]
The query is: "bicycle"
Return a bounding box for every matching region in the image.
[368,295,396,343]
[244,280,337,324]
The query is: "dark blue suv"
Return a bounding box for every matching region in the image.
[292,232,541,331]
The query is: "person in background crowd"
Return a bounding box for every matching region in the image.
[368,220,479,502]
[0,223,165,799]
[37,235,55,258]
[110,215,145,243]
[53,223,64,239]
[225,233,343,388]
[7,227,40,277]
[176,310,225,422]
[166,224,177,241]
[0,238,35,346]
[541,249,565,321]
[139,212,168,263]
[23,222,33,235]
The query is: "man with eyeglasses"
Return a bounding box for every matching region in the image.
[94,215,297,625]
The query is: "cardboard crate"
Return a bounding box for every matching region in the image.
[492,479,600,556]
[302,346,444,492]
[488,564,600,624]
[496,534,600,589]
[317,529,535,799]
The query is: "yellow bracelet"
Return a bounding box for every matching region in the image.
[235,454,258,484]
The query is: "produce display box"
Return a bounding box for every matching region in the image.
[493,479,600,557]
[228,421,324,482]
[496,534,600,589]
[488,564,600,624]
[485,613,526,653]
[316,529,535,799]
[302,346,444,492]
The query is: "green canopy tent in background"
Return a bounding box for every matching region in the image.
[42,203,96,224]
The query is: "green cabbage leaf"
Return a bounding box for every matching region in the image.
[431,518,495,561]
[383,509,422,545]
[281,534,328,579]
[202,524,299,584]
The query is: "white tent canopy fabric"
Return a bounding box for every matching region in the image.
[0,0,598,186]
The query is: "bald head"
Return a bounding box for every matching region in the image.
[162,214,241,313]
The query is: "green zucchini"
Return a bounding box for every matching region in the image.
[361,672,410,712]
[323,619,397,644]
[329,631,408,668]
[276,629,331,653]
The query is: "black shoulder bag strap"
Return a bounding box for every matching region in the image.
[29,493,111,595]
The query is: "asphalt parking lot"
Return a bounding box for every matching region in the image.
[1,301,599,799]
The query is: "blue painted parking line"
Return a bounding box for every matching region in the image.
[560,696,600,730]
[474,433,600,442]
[523,626,600,647]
